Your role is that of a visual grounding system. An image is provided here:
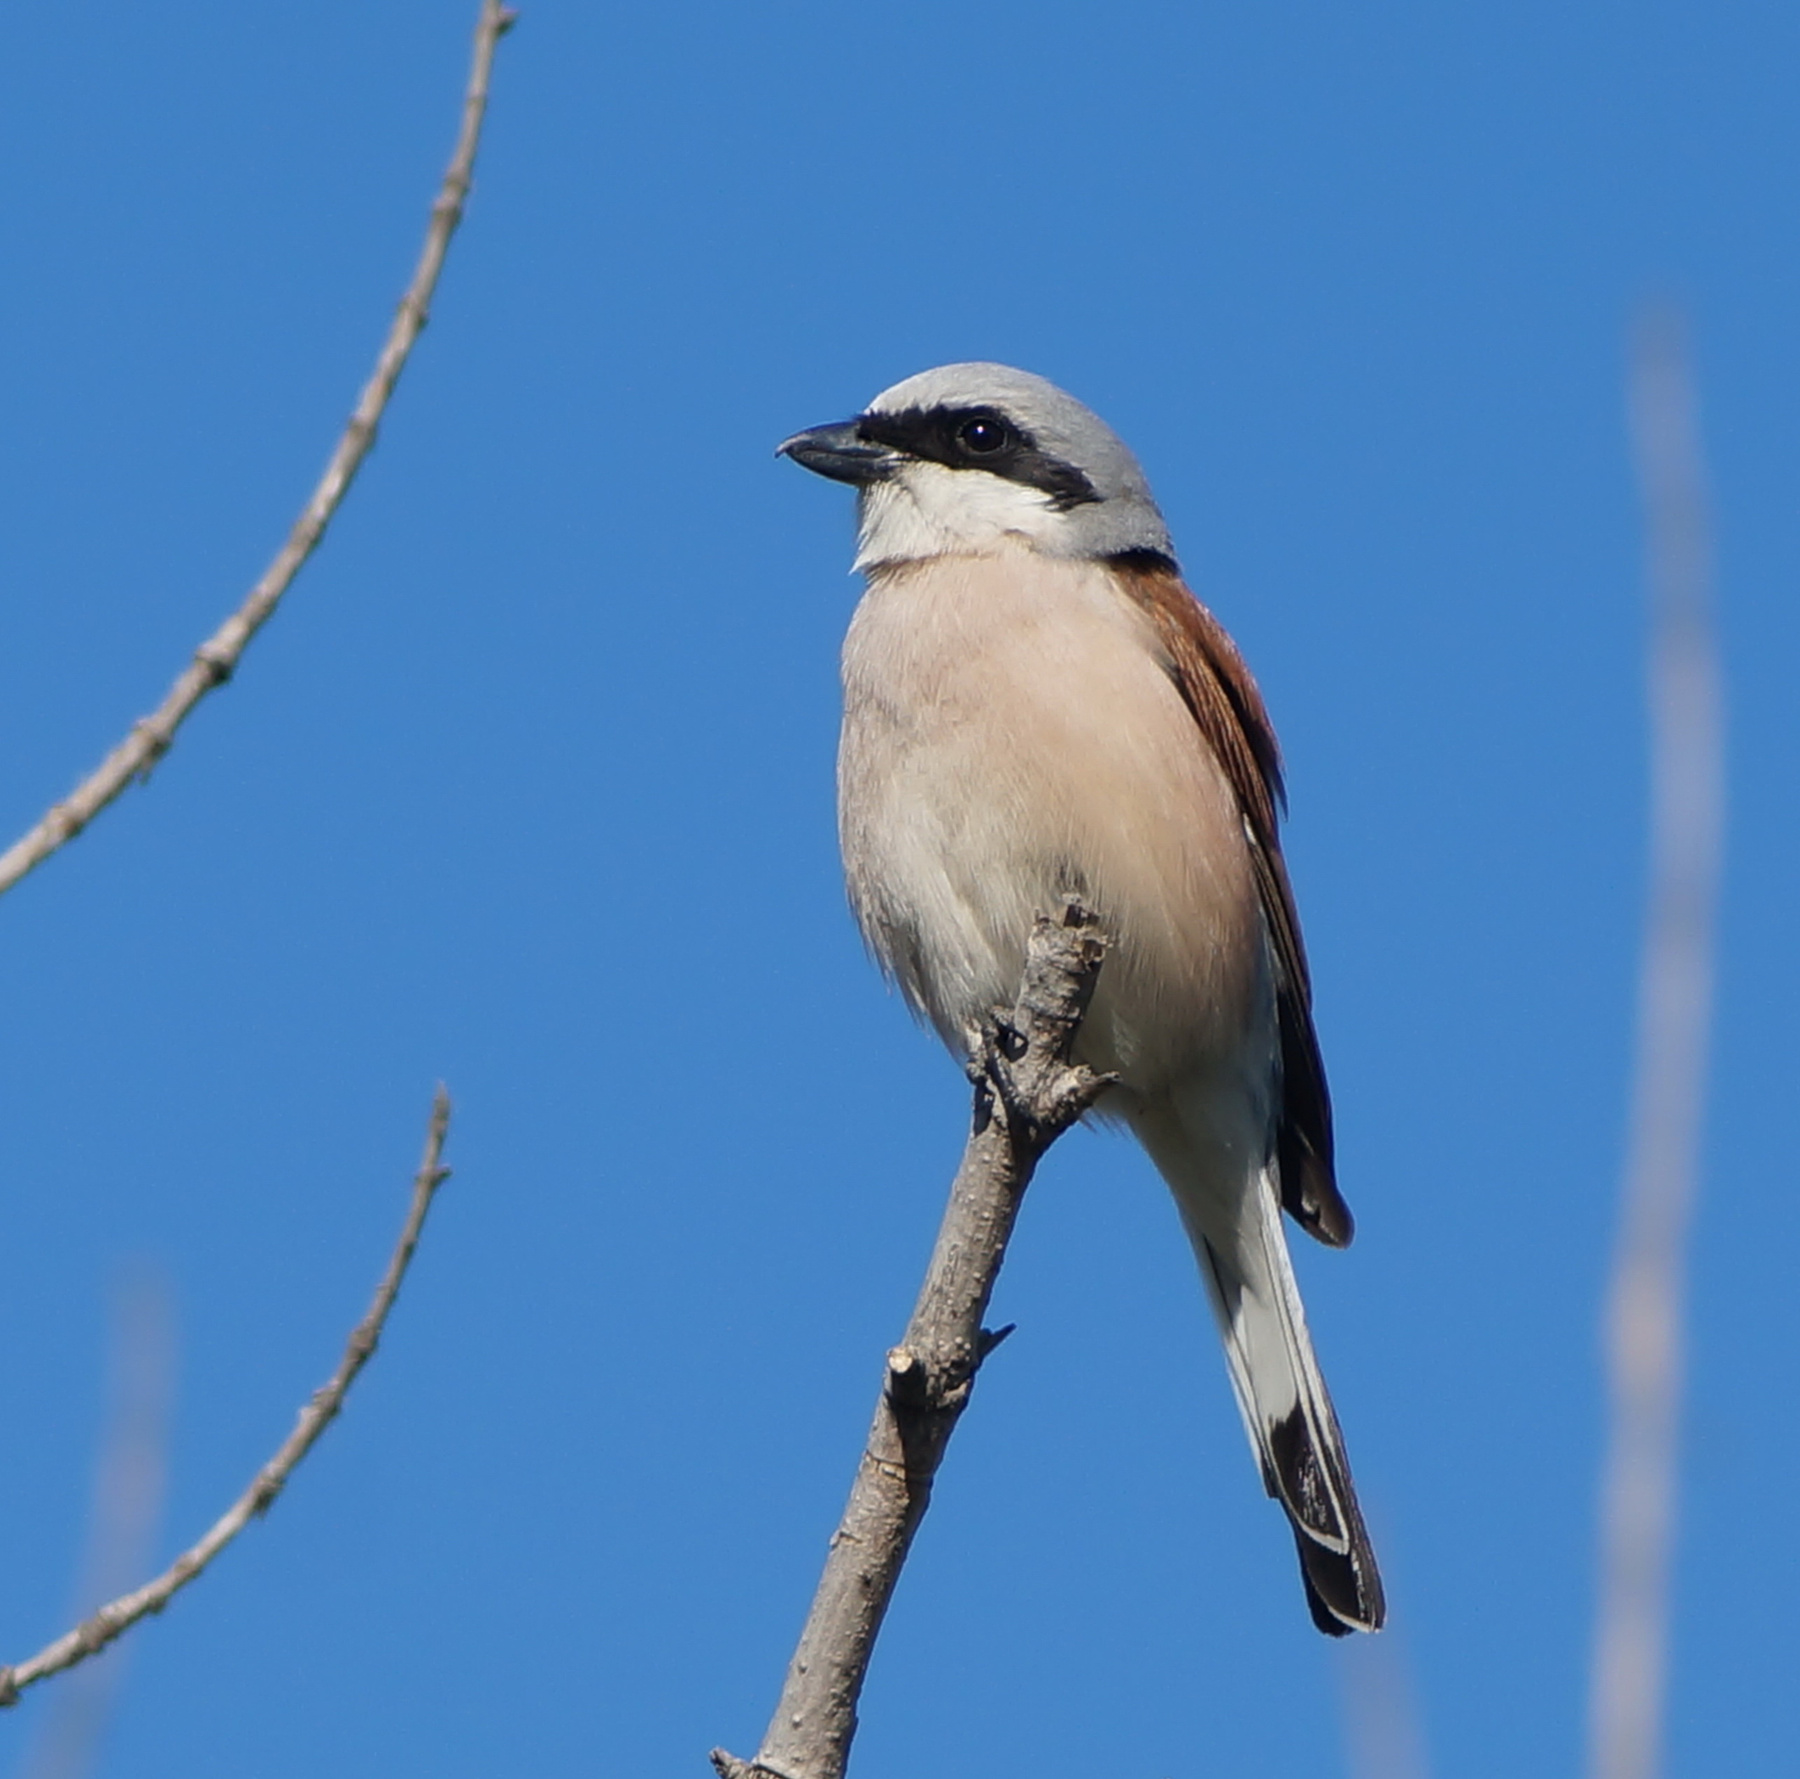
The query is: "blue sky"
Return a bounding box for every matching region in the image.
[0,3,1795,1775]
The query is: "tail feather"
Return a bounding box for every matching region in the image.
[1196,1185,1385,1633]
[1295,1528,1377,1638]
[1151,1111,1384,1635]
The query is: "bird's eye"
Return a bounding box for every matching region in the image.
[956,416,1011,455]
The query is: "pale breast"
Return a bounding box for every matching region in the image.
[837,545,1267,1090]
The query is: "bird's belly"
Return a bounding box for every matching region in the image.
[837,550,1265,1090]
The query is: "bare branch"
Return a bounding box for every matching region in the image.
[0,0,516,902]
[1588,309,1725,1779]
[0,1089,455,1707]
[713,904,1110,1779]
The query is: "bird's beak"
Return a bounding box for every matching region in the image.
[776,420,898,486]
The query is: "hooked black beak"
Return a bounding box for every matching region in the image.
[776,420,897,487]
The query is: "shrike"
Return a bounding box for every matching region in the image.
[778,363,1383,1636]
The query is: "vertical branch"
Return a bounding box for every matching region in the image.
[712,905,1110,1779]
[1338,1627,1432,1779]
[1588,309,1725,1779]
[19,1272,177,1779]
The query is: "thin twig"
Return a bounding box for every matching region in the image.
[1588,309,1725,1779]
[712,904,1110,1779]
[0,0,516,902]
[0,1089,455,1707]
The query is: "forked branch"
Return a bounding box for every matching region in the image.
[0,0,516,902]
[0,1090,454,1707]
[712,903,1110,1779]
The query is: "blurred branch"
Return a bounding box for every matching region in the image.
[1588,310,1725,1779]
[1338,1625,1432,1779]
[0,1089,454,1708]
[712,904,1110,1779]
[0,0,516,902]
[20,1271,177,1779]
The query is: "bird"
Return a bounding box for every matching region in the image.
[777,362,1384,1636]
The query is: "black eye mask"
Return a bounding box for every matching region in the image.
[855,405,1101,512]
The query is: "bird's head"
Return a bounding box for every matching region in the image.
[779,362,1174,572]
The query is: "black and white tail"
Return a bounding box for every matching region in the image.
[1138,1104,1385,1635]
[1192,1170,1384,1633]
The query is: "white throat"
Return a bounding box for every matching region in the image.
[853,463,1073,572]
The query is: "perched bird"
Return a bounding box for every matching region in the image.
[778,363,1384,1636]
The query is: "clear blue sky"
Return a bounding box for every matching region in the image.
[0,3,1794,1775]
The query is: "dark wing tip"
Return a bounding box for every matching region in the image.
[1282,1140,1355,1248]
[1276,987,1355,1248]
